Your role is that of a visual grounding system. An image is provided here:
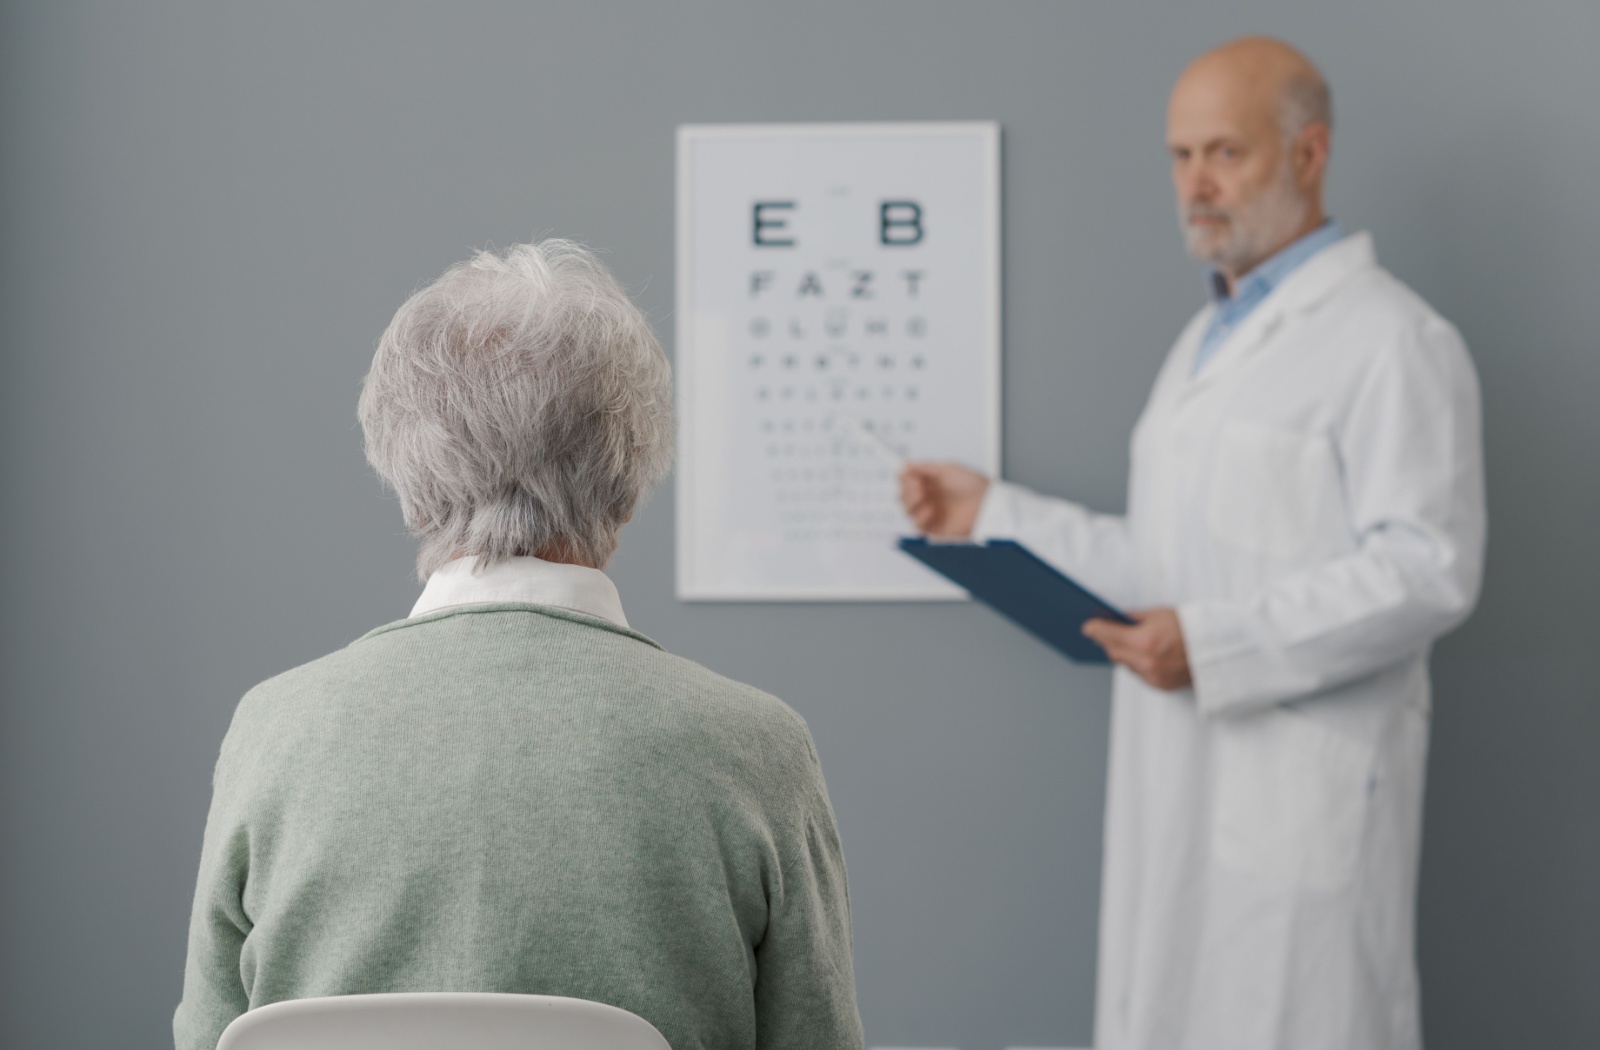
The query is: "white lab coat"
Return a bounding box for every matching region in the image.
[975,233,1485,1050]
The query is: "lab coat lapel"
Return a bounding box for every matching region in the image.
[1176,233,1379,401]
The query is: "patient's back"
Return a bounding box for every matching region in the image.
[174,604,861,1050]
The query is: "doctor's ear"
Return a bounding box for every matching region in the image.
[1291,121,1331,190]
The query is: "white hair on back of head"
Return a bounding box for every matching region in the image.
[1279,69,1333,140]
[358,239,674,579]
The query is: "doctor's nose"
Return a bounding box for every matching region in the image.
[1176,166,1218,208]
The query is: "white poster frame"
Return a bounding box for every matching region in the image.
[675,121,1002,601]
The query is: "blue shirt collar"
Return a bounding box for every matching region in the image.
[1209,220,1345,306]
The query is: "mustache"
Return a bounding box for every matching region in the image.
[1184,203,1234,223]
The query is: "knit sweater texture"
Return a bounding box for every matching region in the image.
[174,603,862,1050]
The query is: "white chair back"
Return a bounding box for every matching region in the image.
[214,992,672,1050]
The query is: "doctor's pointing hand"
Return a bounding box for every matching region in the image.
[900,35,1485,1050]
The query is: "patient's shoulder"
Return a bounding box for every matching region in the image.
[635,646,820,770]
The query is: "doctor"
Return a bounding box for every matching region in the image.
[902,37,1485,1050]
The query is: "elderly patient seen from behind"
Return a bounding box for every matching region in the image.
[174,241,864,1050]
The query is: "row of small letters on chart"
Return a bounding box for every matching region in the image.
[749,343,926,373]
[749,313,929,341]
[760,413,914,457]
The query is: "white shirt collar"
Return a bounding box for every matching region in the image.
[409,555,629,628]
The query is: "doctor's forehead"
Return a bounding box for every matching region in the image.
[1167,36,1322,142]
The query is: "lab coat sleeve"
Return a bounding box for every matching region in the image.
[974,479,1140,608]
[1178,317,1486,716]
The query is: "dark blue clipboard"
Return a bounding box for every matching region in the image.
[899,537,1134,664]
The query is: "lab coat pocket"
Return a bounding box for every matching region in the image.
[1211,709,1374,892]
[1206,419,1338,561]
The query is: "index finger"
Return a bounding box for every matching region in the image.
[1082,616,1134,641]
[899,467,928,505]
[1083,617,1136,655]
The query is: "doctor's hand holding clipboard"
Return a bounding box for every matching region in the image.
[899,461,1193,691]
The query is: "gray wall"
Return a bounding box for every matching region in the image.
[1,2,1595,1048]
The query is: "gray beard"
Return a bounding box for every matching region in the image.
[1180,166,1310,276]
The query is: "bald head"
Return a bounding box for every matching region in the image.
[1166,37,1334,282]
[1180,37,1331,140]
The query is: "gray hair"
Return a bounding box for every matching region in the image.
[358,239,674,579]
[1280,70,1333,139]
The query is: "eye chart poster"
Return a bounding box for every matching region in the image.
[676,122,1000,600]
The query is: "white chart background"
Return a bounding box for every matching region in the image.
[676,122,1001,600]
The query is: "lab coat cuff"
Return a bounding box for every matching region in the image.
[1178,600,1266,718]
[972,479,1027,540]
